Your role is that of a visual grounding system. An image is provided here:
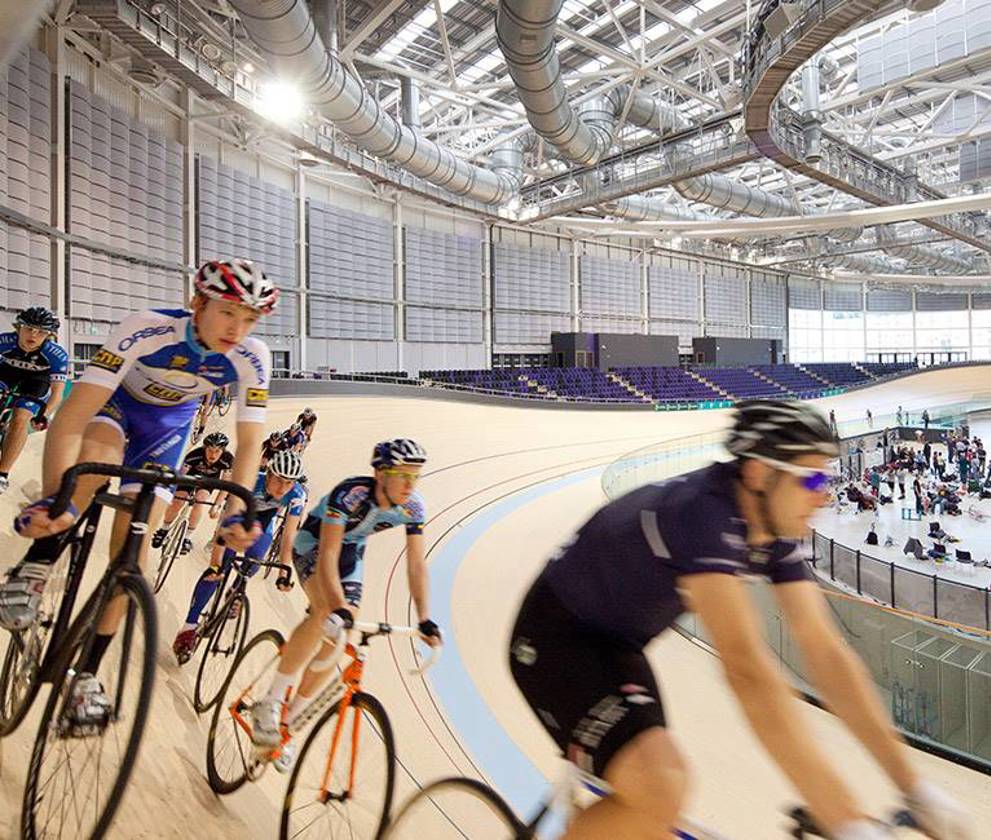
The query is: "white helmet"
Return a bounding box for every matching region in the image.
[267,450,303,480]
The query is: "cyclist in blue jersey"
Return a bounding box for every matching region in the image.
[0,307,69,494]
[509,400,971,840]
[249,438,443,767]
[172,450,306,663]
[0,259,278,732]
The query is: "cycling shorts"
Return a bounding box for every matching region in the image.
[0,373,51,416]
[509,575,666,779]
[92,387,198,502]
[293,541,366,606]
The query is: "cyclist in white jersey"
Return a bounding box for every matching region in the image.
[0,259,277,731]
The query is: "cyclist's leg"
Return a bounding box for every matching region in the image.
[509,578,688,840]
[256,544,361,715]
[0,416,126,630]
[161,491,188,528]
[187,488,211,531]
[80,398,197,674]
[292,547,363,708]
[0,406,35,476]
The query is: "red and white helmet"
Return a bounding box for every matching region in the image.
[194,259,279,314]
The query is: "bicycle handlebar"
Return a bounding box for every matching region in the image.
[323,618,442,676]
[51,463,258,527]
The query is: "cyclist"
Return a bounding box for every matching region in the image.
[281,421,308,453]
[249,438,443,769]
[191,393,212,443]
[172,450,306,663]
[296,407,317,445]
[0,306,69,494]
[0,259,277,733]
[151,430,234,556]
[260,428,289,469]
[509,400,971,840]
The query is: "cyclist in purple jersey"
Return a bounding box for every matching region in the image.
[0,259,278,733]
[509,400,971,840]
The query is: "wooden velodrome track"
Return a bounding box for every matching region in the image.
[1,365,990,838]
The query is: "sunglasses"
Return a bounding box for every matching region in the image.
[381,469,420,484]
[755,456,833,492]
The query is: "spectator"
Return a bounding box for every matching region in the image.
[896,405,904,425]
[897,466,907,500]
[828,409,837,436]
[869,469,881,496]
[913,475,923,515]
[923,440,932,466]
[922,409,930,429]
[866,408,873,428]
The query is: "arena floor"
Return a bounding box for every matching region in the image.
[1,365,990,838]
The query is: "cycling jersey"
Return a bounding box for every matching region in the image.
[298,414,316,431]
[280,428,307,450]
[81,308,271,498]
[292,477,425,601]
[251,470,306,532]
[541,460,813,648]
[0,332,69,414]
[181,446,234,479]
[79,308,270,419]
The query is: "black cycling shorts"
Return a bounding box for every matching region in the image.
[508,575,666,779]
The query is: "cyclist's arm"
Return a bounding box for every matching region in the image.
[404,532,430,621]
[315,520,347,608]
[774,579,919,795]
[40,382,113,495]
[45,379,66,418]
[223,420,263,516]
[682,572,865,832]
[279,511,301,566]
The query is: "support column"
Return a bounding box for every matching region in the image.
[483,222,492,364]
[394,194,405,370]
[45,25,67,343]
[295,163,308,373]
[181,87,196,301]
[570,238,580,332]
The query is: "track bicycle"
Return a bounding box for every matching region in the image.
[152,495,217,593]
[0,462,256,839]
[206,618,438,839]
[188,553,293,714]
[384,764,920,839]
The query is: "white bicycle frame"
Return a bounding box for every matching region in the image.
[283,619,441,736]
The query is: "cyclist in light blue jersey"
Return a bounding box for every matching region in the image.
[250,438,443,769]
[0,307,69,494]
[0,259,278,732]
[172,450,307,664]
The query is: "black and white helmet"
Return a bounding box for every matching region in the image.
[371,438,427,469]
[267,450,303,480]
[726,399,838,462]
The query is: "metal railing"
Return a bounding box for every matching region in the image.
[809,530,991,632]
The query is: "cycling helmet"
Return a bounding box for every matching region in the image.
[267,450,303,480]
[300,407,315,419]
[203,431,229,449]
[16,306,60,333]
[726,399,838,462]
[194,259,279,314]
[371,438,428,469]
[289,422,302,434]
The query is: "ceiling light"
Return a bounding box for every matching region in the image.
[254,80,306,124]
[201,41,222,61]
[241,61,255,74]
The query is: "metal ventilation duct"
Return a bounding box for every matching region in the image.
[603,194,712,222]
[229,0,518,205]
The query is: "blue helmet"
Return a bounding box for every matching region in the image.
[371,438,427,470]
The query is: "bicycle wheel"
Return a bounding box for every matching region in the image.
[0,546,76,736]
[153,515,187,594]
[193,590,250,713]
[384,777,524,840]
[382,777,532,840]
[206,628,284,794]
[21,573,157,840]
[280,692,395,840]
[217,389,232,417]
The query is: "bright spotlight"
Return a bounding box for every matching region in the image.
[254,81,305,124]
